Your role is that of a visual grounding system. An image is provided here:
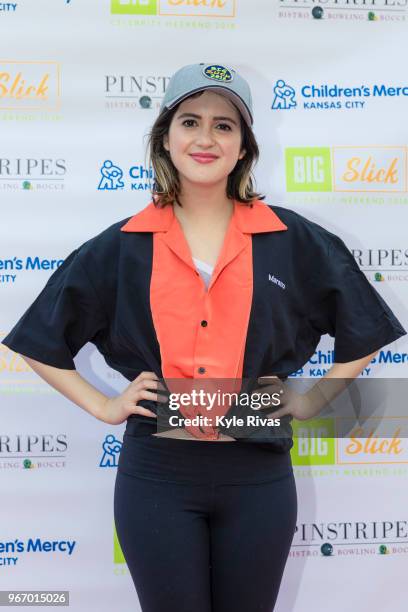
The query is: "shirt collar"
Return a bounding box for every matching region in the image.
[120,200,288,234]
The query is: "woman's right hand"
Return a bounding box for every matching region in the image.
[97,371,168,425]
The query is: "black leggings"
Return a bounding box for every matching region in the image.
[114,431,297,612]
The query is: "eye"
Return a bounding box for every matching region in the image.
[182,119,197,127]
[216,123,232,131]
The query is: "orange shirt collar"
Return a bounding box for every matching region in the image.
[120,199,288,234]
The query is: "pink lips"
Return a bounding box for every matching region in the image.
[190,153,219,164]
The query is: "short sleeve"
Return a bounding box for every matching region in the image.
[310,233,407,363]
[2,246,108,370]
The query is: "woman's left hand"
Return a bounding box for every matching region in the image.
[254,376,320,422]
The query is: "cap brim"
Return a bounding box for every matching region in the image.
[164,85,253,127]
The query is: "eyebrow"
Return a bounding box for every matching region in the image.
[176,112,238,126]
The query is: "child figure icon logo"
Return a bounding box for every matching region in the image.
[271,79,297,110]
[99,434,123,467]
[98,160,125,190]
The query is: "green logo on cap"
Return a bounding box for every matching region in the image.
[203,65,233,83]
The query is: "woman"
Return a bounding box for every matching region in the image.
[2,63,406,611]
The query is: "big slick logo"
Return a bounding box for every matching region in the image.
[0,61,61,111]
[114,523,128,574]
[285,146,407,193]
[111,0,236,17]
[291,416,408,467]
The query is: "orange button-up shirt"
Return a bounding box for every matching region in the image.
[120,199,288,439]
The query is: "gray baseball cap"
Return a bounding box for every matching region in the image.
[159,63,253,126]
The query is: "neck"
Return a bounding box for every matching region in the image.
[174,178,233,223]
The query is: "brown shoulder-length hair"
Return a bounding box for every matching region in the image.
[145,91,264,208]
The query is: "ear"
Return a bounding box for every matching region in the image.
[163,133,170,152]
[238,148,246,161]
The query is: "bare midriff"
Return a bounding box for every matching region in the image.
[152,430,237,442]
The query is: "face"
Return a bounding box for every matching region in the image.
[163,89,246,191]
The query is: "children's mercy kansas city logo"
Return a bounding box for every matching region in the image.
[268,274,286,289]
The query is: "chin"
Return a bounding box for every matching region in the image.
[179,169,224,183]
[187,177,226,188]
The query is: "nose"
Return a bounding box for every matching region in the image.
[194,124,216,148]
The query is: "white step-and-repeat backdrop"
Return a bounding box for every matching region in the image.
[1,1,408,610]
